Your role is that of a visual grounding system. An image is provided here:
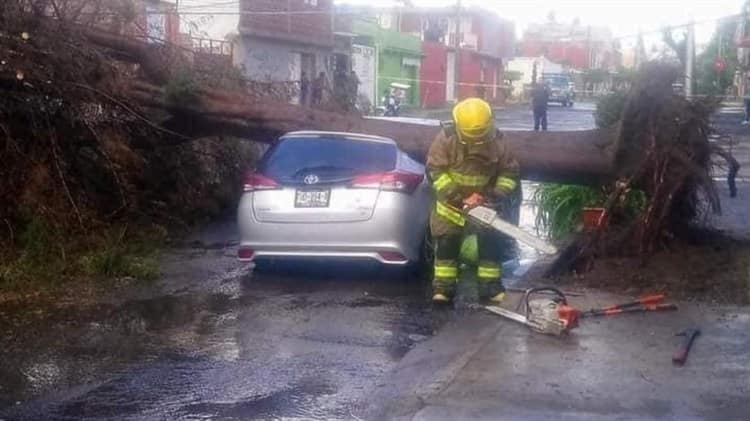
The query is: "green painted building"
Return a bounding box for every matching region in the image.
[352,19,422,107]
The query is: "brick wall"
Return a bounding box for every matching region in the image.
[240,0,333,47]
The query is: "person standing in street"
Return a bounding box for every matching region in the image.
[348,70,360,111]
[426,98,520,304]
[299,72,310,106]
[311,71,326,106]
[531,80,550,131]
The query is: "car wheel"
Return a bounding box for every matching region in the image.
[412,230,434,282]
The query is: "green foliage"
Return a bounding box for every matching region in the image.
[534,184,607,240]
[0,217,164,291]
[165,69,202,106]
[79,250,159,280]
[534,184,648,241]
[0,216,67,288]
[595,91,628,128]
[695,19,739,96]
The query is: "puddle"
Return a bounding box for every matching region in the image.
[181,377,340,421]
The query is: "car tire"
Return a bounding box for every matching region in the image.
[407,230,433,282]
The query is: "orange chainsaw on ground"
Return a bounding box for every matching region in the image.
[483,287,581,336]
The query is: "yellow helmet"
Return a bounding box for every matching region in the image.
[452,98,494,144]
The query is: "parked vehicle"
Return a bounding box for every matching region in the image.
[542,73,575,107]
[375,83,410,116]
[237,131,431,266]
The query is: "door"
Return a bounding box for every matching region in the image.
[446,51,456,102]
[352,44,376,108]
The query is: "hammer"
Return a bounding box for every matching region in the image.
[673,328,701,366]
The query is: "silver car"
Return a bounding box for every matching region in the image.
[237,131,431,266]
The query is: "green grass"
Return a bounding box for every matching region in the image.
[0,217,165,291]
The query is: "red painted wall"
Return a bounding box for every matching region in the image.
[521,40,590,69]
[420,45,504,107]
[458,50,482,100]
[458,51,502,104]
[420,42,448,108]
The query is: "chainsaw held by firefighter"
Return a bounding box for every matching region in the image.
[452,192,558,255]
[483,287,581,336]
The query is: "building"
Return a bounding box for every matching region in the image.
[520,17,618,71]
[351,18,423,107]
[396,6,515,107]
[234,0,336,88]
[735,1,750,97]
[137,0,181,44]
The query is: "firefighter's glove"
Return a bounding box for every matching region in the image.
[437,187,464,208]
[462,193,485,211]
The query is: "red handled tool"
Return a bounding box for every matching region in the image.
[581,294,677,318]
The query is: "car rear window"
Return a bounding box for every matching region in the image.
[259,136,397,182]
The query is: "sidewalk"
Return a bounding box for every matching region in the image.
[363,109,750,421]
[365,293,750,420]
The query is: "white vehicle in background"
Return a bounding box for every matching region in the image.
[237,131,431,267]
[542,73,576,107]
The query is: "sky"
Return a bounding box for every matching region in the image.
[175,0,746,49]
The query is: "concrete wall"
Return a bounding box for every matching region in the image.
[239,0,333,47]
[234,37,331,82]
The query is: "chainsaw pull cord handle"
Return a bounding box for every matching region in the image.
[522,287,569,319]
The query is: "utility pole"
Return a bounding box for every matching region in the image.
[454,0,462,101]
[685,20,695,97]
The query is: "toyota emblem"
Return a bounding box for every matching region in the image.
[303,174,320,185]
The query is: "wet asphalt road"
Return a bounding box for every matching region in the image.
[0,104,596,421]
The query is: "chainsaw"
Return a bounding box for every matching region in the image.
[453,193,558,255]
[483,287,580,336]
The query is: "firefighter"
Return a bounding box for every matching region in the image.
[427,98,520,304]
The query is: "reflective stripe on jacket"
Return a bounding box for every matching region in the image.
[427,129,520,234]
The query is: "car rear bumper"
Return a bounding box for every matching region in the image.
[237,190,430,265]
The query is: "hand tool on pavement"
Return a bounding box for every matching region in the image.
[483,287,580,336]
[581,294,678,318]
[455,194,558,255]
[673,328,700,366]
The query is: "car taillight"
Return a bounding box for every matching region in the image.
[238,247,255,260]
[242,172,279,192]
[378,251,408,263]
[350,171,423,194]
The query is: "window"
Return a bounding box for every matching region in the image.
[260,137,397,183]
[304,0,318,6]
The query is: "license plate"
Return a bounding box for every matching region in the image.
[295,189,330,208]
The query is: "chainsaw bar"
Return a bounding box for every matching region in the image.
[466,206,558,255]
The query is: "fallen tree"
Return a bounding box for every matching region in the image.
[0,1,736,260]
